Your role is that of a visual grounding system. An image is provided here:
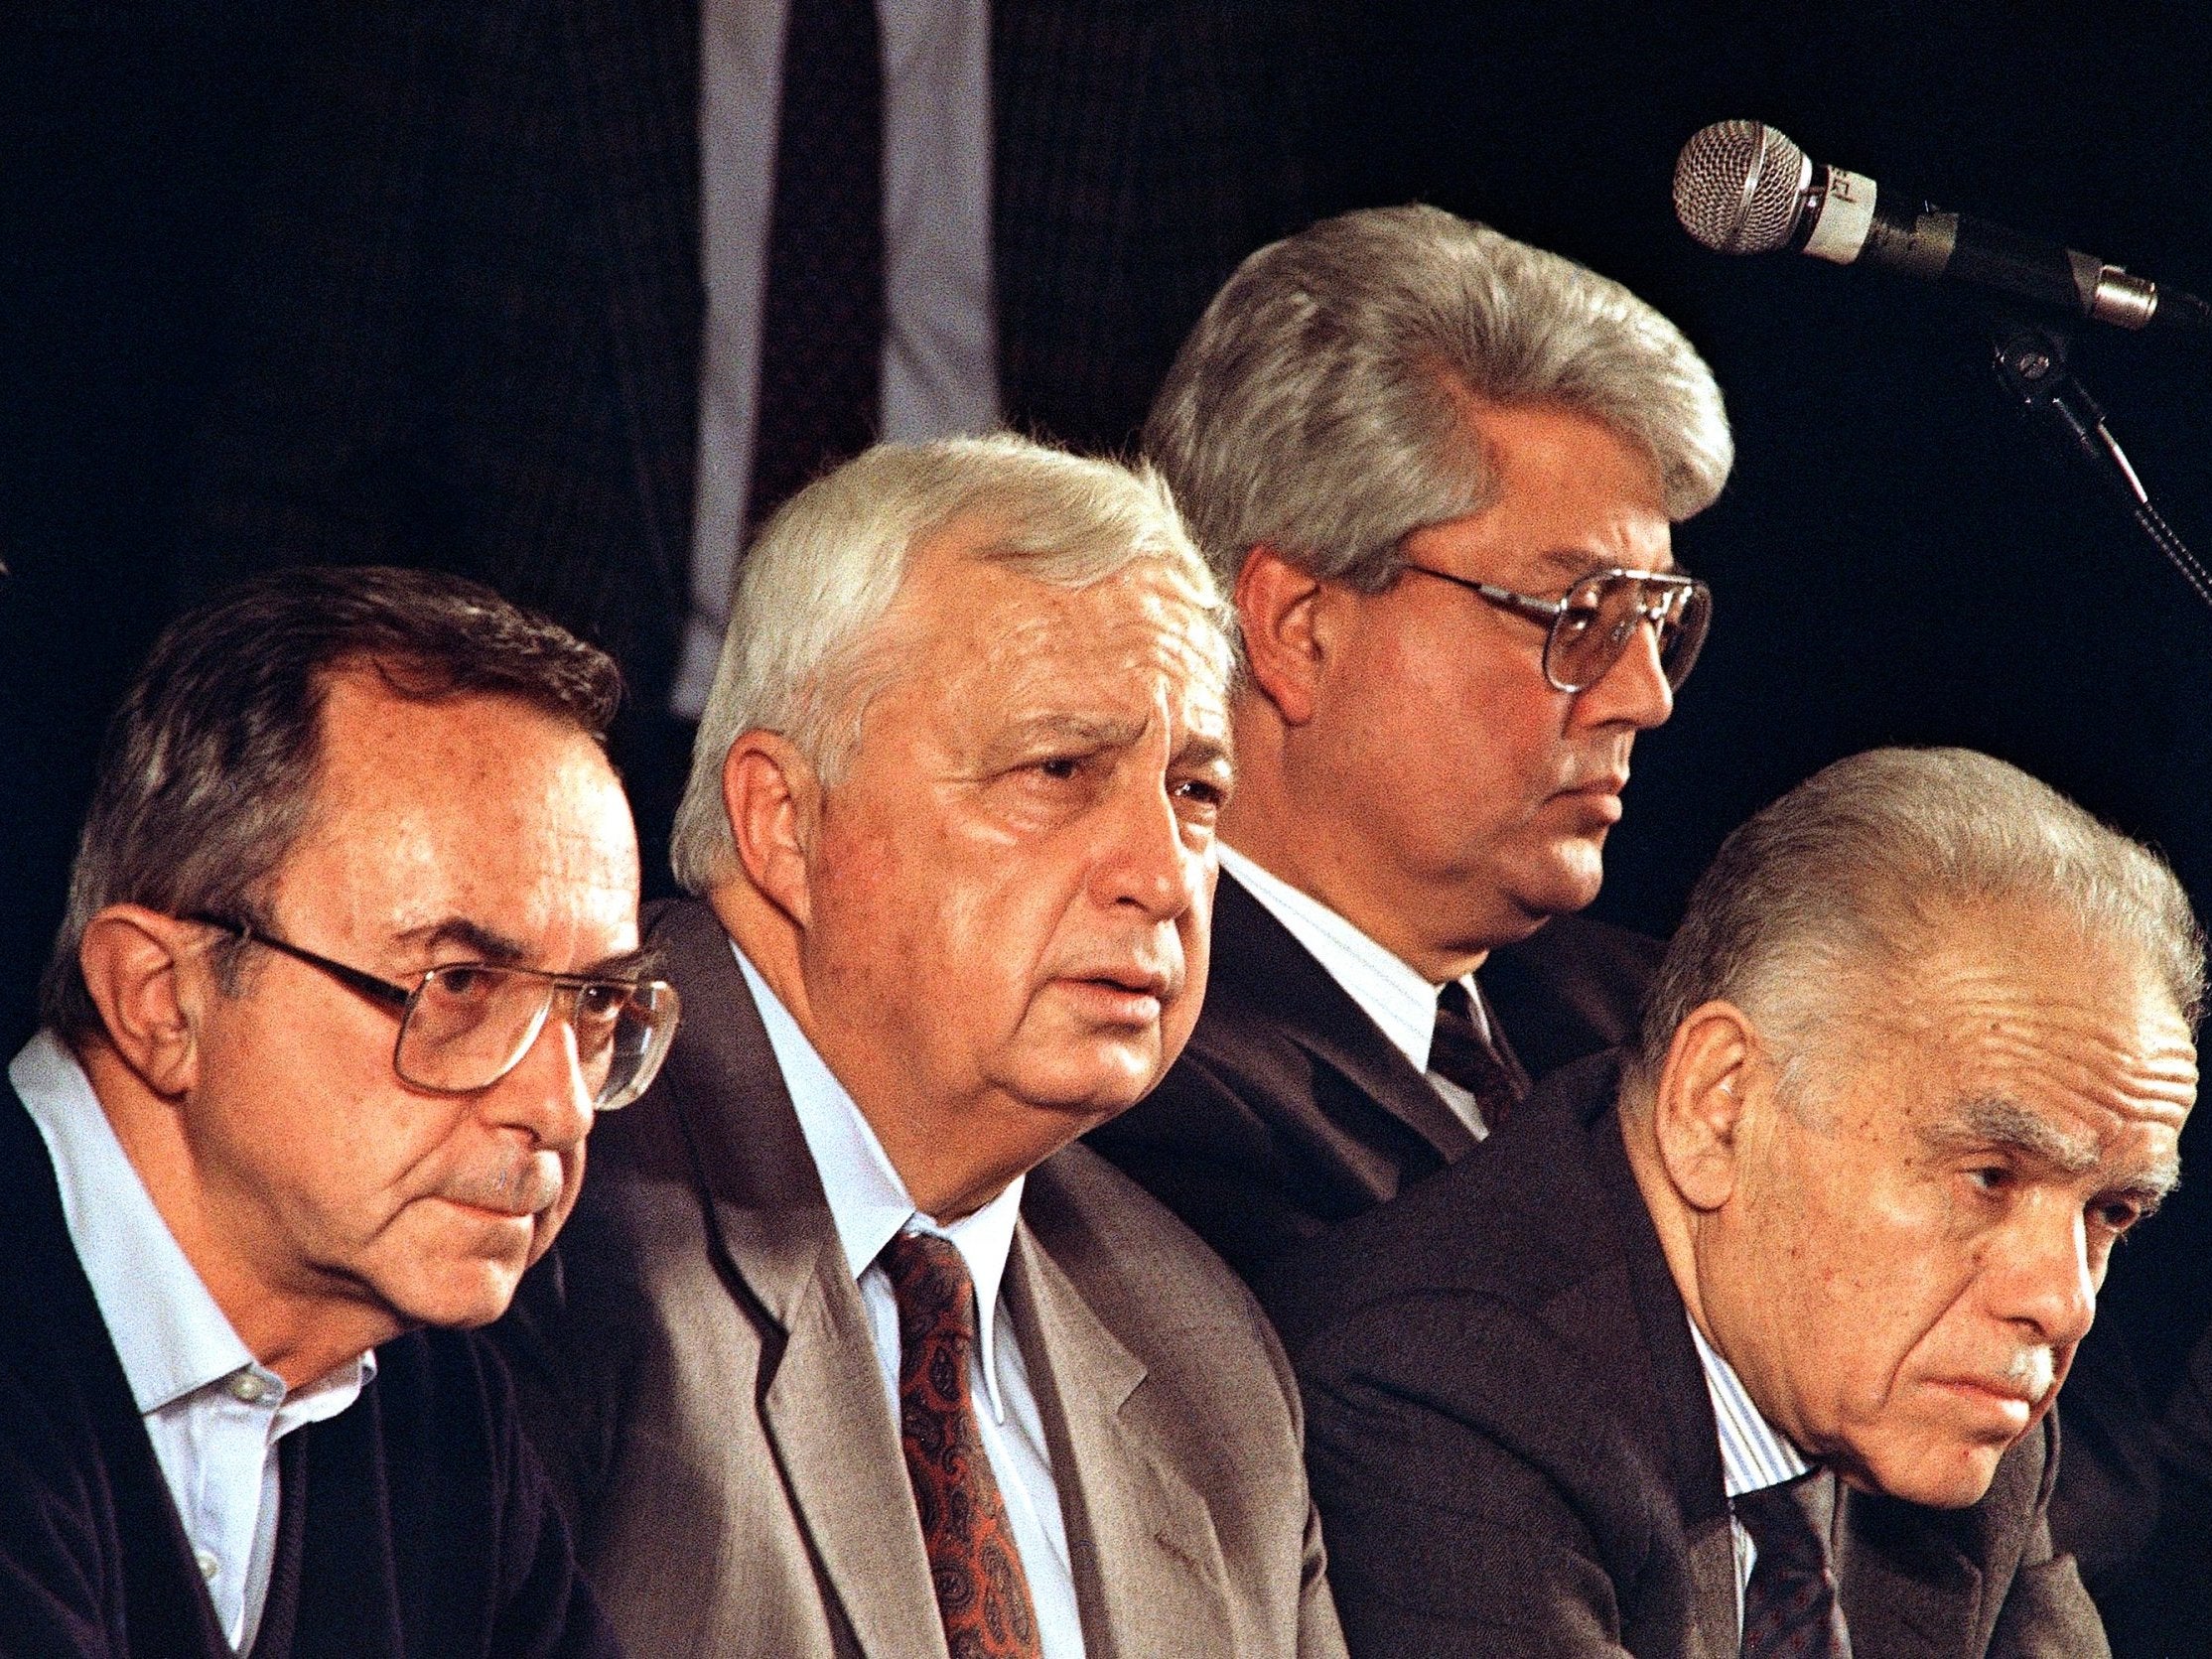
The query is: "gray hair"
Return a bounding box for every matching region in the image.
[669,433,1225,896]
[1629,747,2205,1106]
[42,566,622,1043]
[1144,205,1733,616]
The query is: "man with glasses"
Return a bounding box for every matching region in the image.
[1089,205,1733,1281]
[2,566,674,1655]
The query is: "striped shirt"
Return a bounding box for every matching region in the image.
[1689,1315,1814,1636]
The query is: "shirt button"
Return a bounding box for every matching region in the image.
[227,1371,267,1404]
[196,1548,219,1582]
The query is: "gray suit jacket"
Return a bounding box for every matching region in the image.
[496,899,1345,1657]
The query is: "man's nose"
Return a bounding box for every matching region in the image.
[484,1004,599,1151]
[1573,615,1675,732]
[1090,769,1198,920]
[1987,1200,2098,1351]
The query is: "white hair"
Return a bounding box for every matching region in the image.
[669,433,1224,895]
[1629,747,2205,1110]
[1145,205,1733,627]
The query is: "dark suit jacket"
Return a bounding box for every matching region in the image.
[1087,870,1661,1281]
[493,899,1344,1657]
[0,1081,614,1659]
[184,0,1318,718]
[1258,1052,2106,1658]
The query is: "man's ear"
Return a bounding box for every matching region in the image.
[1233,545,1329,726]
[722,731,821,929]
[75,905,208,1098]
[1651,1000,1763,1213]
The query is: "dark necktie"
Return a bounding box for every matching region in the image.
[880,1231,1045,1659]
[748,0,885,537]
[1735,1470,1853,1658]
[1430,980,1525,1133]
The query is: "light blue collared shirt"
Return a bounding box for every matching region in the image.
[1221,845,1499,1138]
[11,1033,372,1654]
[734,947,1087,1658]
[1689,1315,1815,1637]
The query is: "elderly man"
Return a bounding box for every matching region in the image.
[496,434,1343,1657]
[1088,205,1734,1280]
[2,568,677,1655]
[1262,747,2193,1656]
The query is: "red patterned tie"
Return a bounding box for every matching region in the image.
[880,1231,1045,1659]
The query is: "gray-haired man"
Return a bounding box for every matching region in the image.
[1090,205,1734,1281]
[496,433,1344,1657]
[1264,748,2171,1654]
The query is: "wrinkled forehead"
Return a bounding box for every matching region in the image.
[285,674,637,933]
[888,537,1233,703]
[1808,917,2196,1165]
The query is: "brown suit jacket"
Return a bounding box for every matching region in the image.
[495,899,1345,1657]
[1260,1051,2107,1658]
[1088,871,1661,1282]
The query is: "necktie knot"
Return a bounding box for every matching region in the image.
[882,1229,978,1354]
[1734,1470,1853,1658]
[1430,980,1524,1131]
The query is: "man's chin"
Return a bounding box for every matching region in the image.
[1497,851,1607,931]
[1007,1045,1165,1125]
[1845,1438,2009,1510]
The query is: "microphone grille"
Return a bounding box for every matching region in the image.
[1673,120,1811,255]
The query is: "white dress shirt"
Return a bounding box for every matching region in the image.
[11,1034,371,1654]
[678,0,1000,717]
[1219,845,1498,1138]
[1688,1315,1816,1636]
[733,947,1087,1658]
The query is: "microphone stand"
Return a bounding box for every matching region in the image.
[1988,315,2212,615]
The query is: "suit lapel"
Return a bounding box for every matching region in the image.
[646,902,946,1659]
[1211,873,1479,1164]
[1576,1066,1740,1654]
[555,0,703,608]
[1005,1228,1233,1659]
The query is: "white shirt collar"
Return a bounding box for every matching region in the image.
[9,1032,373,1416]
[1688,1314,1813,1496]
[733,944,1026,1420]
[1219,844,1485,1070]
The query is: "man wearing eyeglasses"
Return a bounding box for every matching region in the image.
[1088,205,1734,1282]
[2,566,675,1655]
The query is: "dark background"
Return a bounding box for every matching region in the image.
[8,0,2211,1477]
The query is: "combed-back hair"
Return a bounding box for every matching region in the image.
[670,432,1225,896]
[41,565,622,1041]
[1628,747,2205,1106]
[1144,205,1732,633]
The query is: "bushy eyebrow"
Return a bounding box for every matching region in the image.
[398,919,659,981]
[1174,733,1234,775]
[1527,546,1680,586]
[400,917,529,965]
[977,714,1232,774]
[1924,1096,2181,1205]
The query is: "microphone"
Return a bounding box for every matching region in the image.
[1672,120,2212,334]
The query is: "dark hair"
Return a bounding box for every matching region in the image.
[40,566,623,1041]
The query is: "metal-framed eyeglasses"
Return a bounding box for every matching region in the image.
[1395,562,1713,694]
[188,914,681,1111]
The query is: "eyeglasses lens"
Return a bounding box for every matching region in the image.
[1548,575,1710,693]
[397,968,679,1109]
